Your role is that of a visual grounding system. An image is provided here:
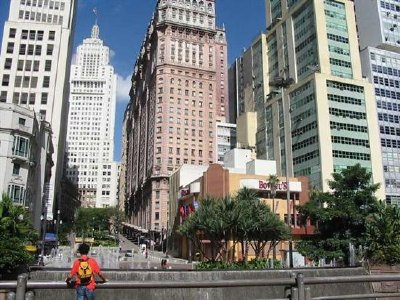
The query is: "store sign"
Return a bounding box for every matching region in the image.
[240,179,302,192]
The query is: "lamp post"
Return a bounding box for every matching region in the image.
[40,214,46,265]
[270,76,294,268]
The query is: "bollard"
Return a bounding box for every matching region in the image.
[15,274,28,300]
[296,273,305,300]
[24,291,34,300]
[6,292,15,300]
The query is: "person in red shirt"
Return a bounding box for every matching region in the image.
[65,243,107,300]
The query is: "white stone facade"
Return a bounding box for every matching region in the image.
[0,0,77,219]
[65,24,118,208]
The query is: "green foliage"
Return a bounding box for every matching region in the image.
[297,164,380,264]
[74,207,123,236]
[364,202,400,265]
[195,258,282,270]
[180,188,290,262]
[0,194,37,271]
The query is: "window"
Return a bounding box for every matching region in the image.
[35,45,42,55]
[20,93,28,104]
[17,60,24,70]
[19,44,26,55]
[33,60,40,71]
[25,60,32,71]
[13,136,30,158]
[0,91,7,102]
[45,60,52,71]
[43,76,50,88]
[18,118,26,125]
[2,75,10,87]
[41,92,48,104]
[7,42,14,54]
[46,44,54,55]
[4,58,12,70]
[155,212,160,220]
[29,30,36,40]
[37,31,44,40]
[27,45,34,55]
[12,163,20,175]
[29,93,35,104]
[8,185,25,205]
[49,31,55,40]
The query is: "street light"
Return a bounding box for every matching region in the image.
[270,75,294,268]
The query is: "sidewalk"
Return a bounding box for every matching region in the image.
[118,234,189,265]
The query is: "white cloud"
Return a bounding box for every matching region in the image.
[116,74,131,103]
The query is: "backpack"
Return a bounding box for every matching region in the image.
[77,258,93,286]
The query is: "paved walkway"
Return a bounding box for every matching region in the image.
[118,234,189,265]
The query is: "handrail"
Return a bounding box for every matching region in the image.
[3,273,400,300]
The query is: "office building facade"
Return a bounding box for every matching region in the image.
[124,0,228,232]
[261,0,385,198]
[355,0,400,204]
[65,24,118,208]
[0,0,77,218]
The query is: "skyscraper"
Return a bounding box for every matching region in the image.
[124,0,228,232]
[65,23,118,208]
[0,0,77,219]
[261,0,385,198]
[354,0,400,205]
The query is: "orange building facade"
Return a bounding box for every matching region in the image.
[172,164,314,264]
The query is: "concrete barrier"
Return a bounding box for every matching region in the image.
[28,267,373,300]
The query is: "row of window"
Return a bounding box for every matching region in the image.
[7,42,54,56]
[327,33,349,44]
[372,64,400,77]
[375,87,400,100]
[378,112,400,124]
[293,149,320,166]
[292,135,318,151]
[327,94,363,106]
[377,100,400,111]
[20,0,66,10]
[330,121,368,133]
[381,138,400,148]
[332,150,371,161]
[326,80,364,93]
[374,75,400,88]
[329,57,352,68]
[292,121,318,137]
[19,9,64,25]
[380,125,400,136]
[329,107,366,119]
[331,136,370,147]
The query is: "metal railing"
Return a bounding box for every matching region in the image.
[2,272,400,300]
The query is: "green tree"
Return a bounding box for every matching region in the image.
[364,202,400,265]
[297,164,380,264]
[0,194,38,272]
[180,188,290,263]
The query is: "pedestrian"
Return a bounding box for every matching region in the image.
[65,243,107,300]
[161,259,167,269]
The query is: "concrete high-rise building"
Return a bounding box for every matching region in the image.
[216,122,237,164]
[0,0,77,219]
[260,0,385,198]
[354,0,400,205]
[65,23,118,208]
[124,0,228,232]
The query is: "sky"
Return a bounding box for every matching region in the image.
[0,0,266,161]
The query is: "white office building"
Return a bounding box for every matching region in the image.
[65,23,118,208]
[0,0,77,219]
[355,0,400,204]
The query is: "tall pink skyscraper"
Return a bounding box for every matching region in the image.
[124,0,228,232]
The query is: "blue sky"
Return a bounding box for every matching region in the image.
[0,0,266,161]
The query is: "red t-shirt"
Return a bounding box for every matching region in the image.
[69,255,101,291]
